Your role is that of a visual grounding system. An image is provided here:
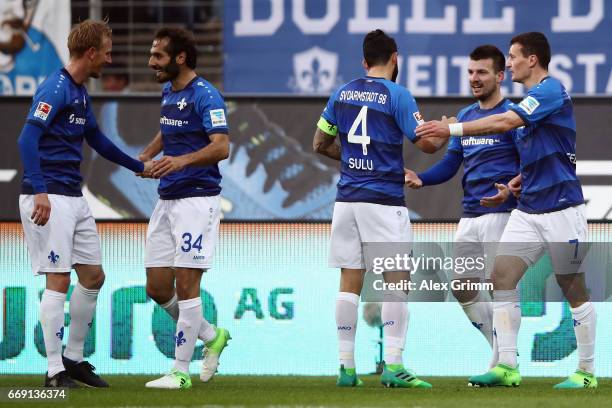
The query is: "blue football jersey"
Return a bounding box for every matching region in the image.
[508,77,584,213]
[22,68,97,195]
[450,99,519,216]
[319,77,423,206]
[158,77,228,199]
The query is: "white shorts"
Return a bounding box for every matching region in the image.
[328,202,412,269]
[497,205,588,275]
[145,196,221,269]
[19,194,101,275]
[452,212,511,280]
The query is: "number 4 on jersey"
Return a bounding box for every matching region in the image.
[348,106,370,155]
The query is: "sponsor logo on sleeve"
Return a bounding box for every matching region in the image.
[413,111,425,125]
[33,102,52,121]
[210,109,227,127]
[518,96,540,115]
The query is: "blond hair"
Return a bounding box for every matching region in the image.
[67,19,112,58]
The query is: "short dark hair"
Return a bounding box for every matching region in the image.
[363,29,397,67]
[154,27,197,69]
[469,45,505,73]
[510,32,551,69]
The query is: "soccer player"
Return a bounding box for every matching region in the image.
[405,45,520,369]
[416,32,597,389]
[17,20,150,387]
[139,28,230,390]
[313,29,447,388]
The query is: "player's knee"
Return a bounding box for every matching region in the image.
[452,288,478,304]
[175,279,199,300]
[146,282,170,304]
[82,269,105,290]
[46,273,71,293]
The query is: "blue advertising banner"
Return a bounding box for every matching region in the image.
[224,0,612,96]
[0,0,70,95]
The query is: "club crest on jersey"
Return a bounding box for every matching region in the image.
[34,102,52,121]
[413,111,425,125]
[209,109,227,127]
[177,97,187,111]
[518,96,540,115]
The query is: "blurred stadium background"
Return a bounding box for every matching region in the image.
[1,0,612,381]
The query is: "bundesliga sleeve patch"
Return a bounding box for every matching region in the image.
[518,96,540,115]
[33,102,52,121]
[209,109,227,127]
[413,111,425,125]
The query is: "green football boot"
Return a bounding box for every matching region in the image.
[336,365,363,387]
[554,370,598,389]
[201,327,231,382]
[468,364,521,387]
[380,363,432,388]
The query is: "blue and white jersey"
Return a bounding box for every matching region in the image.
[158,77,229,199]
[22,68,96,196]
[508,77,584,213]
[451,99,519,216]
[319,77,423,206]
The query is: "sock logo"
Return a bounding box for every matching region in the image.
[471,322,484,330]
[48,251,59,264]
[382,320,394,327]
[337,326,352,331]
[174,330,187,347]
[55,327,64,340]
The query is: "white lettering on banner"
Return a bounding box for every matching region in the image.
[549,54,574,91]
[405,0,457,33]
[577,54,606,95]
[348,0,399,33]
[451,56,471,96]
[436,56,448,95]
[235,0,283,36]
[408,56,432,96]
[463,0,514,33]
[552,0,604,32]
[292,0,340,34]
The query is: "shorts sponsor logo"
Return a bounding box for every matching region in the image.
[210,109,227,127]
[518,96,540,115]
[34,102,52,120]
[193,255,206,260]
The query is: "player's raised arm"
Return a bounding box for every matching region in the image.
[416,110,524,140]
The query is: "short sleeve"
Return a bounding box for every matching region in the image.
[508,80,564,125]
[321,92,337,125]
[26,82,67,129]
[197,89,229,135]
[393,88,422,143]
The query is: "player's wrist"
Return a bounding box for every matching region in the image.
[449,123,464,137]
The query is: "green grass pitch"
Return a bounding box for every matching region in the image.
[0,375,609,407]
